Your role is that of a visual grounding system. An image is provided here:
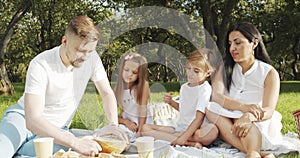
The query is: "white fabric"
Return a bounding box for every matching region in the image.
[175,81,211,132]
[148,102,179,126]
[207,60,287,150]
[68,129,300,158]
[17,46,107,128]
[229,59,271,104]
[120,89,153,142]
[120,89,153,126]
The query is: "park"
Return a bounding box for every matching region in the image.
[0,1,300,157]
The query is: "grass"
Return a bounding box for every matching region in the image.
[277,81,300,134]
[0,81,299,157]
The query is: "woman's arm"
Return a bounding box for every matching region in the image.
[231,68,280,138]
[261,68,280,120]
[235,68,279,122]
[211,65,264,118]
[211,65,243,111]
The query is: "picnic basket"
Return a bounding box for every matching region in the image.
[292,109,300,138]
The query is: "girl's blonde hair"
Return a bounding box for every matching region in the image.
[115,52,148,106]
[188,48,215,74]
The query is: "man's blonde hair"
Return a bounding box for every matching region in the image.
[65,15,100,42]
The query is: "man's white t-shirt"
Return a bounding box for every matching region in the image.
[175,81,212,132]
[17,46,107,128]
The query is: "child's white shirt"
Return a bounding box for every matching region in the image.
[175,81,211,132]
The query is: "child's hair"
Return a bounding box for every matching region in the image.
[187,48,215,75]
[115,52,148,106]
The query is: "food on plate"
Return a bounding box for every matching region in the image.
[93,137,128,154]
[53,149,119,158]
[53,149,80,158]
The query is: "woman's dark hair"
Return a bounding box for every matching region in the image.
[224,22,271,91]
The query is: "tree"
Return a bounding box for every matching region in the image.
[2,0,114,89]
[232,0,300,80]
[0,0,32,94]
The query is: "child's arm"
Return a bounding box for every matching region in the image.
[172,111,204,145]
[164,92,179,111]
[137,82,150,133]
[118,116,138,132]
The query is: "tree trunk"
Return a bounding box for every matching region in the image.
[199,0,216,50]
[200,0,239,54]
[0,62,14,95]
[0,24,15,95]
[292,41,300,80]
[0,0,32,95]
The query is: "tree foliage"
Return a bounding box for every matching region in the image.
[0,0,299,95]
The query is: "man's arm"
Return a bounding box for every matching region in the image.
[94,78,118,126]
[94,78,129,143]
[24,93,101,155]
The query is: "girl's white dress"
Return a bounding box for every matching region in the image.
[119,89,153,142]
[207,59,283,150]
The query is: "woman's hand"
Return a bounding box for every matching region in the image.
[231,113,253,137]
[240,104,264,120]
[71,136,102,156]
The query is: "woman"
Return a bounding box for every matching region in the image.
[206,22,281,158]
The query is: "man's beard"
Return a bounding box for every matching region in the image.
[66,52,85,68]
[71,58,85,68]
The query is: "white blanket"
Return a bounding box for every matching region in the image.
[124,136,300,158]
[70,129,300,158]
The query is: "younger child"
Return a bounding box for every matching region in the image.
[142,49,219,148]
[115,52,152,142]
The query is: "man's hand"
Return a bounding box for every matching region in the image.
[93,125,129,144]
[71,136,102,156]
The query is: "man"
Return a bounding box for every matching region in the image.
[0,15,128,157]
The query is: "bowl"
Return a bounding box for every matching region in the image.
[94,137,128,154]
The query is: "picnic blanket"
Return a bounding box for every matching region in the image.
[70,128,300,158]
[68,101,300,157]
[148,102,300,156]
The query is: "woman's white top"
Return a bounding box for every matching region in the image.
[175,81,211,132]
[207,59,283,150]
